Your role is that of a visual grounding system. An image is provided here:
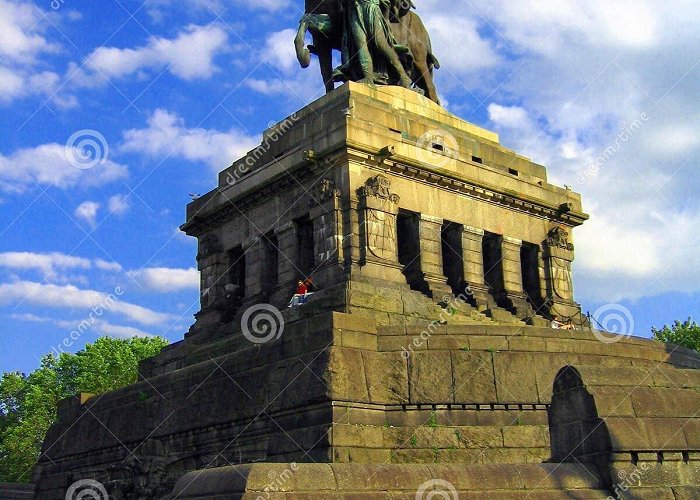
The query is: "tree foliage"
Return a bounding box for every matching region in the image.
[652,318,700,353]
[0,336,168,483]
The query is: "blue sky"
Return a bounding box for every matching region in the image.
[1,0,698,375]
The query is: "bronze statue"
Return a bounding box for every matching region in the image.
[295,0,440,104]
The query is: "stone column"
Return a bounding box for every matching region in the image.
[242,236,265,306]
[192,234,227,330]
[357,175,404,282]
[501,236,534,318]
[417,214,452,300]
[268,221,298,308]
[274,222,297,286]
[543,227,581,320]
[461,226,495,309]
[309,178,344,288]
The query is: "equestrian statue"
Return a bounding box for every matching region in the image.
[294,0,441,104]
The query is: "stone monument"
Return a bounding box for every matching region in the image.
[30,4,700,499]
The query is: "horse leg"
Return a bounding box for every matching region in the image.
[416,60,440,104]
[315,38,335,93]
[295,15,311,68]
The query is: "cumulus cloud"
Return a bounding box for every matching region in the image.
[244,29,330,104]
[0,281,173,326]
[71,24,229,86]
[129,267,200,292]
[0,252,123,275]
[414,0,700,302]
[108,194,131,216]
[0,0,67,105]
[0,0,58,63]
[94,258,124,272]
[74,201,101,227]
[10,313,152,339]
[0,252,91,274]
[0,142,128,193]
[121,109,258,170]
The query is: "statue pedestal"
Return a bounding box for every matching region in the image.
[33,83,608,500]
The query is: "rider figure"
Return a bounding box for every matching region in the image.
[335,0,413,88]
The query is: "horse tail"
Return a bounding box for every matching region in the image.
[295,17,312,68]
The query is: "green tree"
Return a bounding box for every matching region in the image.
[652,318,700,353]
[0,336,168,483]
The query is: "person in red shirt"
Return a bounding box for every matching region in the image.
[296,280,308,295]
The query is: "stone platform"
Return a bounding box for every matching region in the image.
[172,462,612,499]
[32,83,700,499]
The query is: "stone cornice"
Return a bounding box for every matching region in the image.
[182,147,348,236]
[343,145,589,227]
[182,142,589,236]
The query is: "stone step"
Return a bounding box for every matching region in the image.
[172,462,612,498]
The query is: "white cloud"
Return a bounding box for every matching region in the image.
[121,109,258,171]
[72,24,229,86]
[10,313,152,339]
[487,104,533,131]
[90,320,152,338]
[415,0,700,303]
[0,252,124,277]
[94,258,123,272]
[0,0,58,63]
[129,267,200,292]
[261,29,300,73]
[0,1,67,105]
[0,142,128,193]
[0,252,91,274]
[108,194,131,216]
[0,280,172,326]
[9,313,53,323]
[74,201,100,227]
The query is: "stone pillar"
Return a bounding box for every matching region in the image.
[309,178,344,288]
[501,236,534,318]
[192,234,227,330]
[461,226,495,310]
[417,214,452,300]
[242,236,265,306]
[357,175,404,282]
[543,227,581,320]
[268,221,298,308]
